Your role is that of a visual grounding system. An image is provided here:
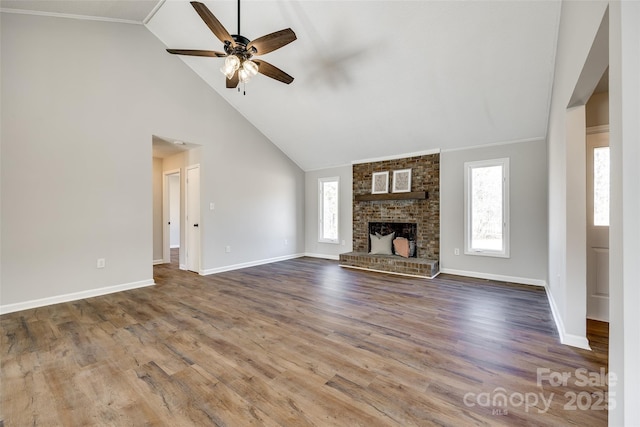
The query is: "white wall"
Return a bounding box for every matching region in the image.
[586,91,609,127]
[305,165,353,259]
[440,140,548,284]
[546,0,608,349]
[549,1,640,424]
[1,13,304,311]
[609,1,640,425]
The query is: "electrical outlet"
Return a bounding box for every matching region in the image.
[341,240,346,246]
[97,258,106,268]
[454,248,460,256]
[284,239,288,245]
[210,202,215,210]
[225,246,231,253]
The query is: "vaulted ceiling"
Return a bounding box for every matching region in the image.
[1,0,562,171]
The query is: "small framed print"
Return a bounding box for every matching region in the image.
[392,169,412,193]
[371,171,389,194]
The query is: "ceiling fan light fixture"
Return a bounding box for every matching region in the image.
[220,54,240,79]
[238,67,250,83]
[242,60,259,77]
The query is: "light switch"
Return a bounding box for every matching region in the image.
[210,202,215,210]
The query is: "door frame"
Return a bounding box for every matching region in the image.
[586,125,610,321]
[185,164,201,273]
[162,169,181,264]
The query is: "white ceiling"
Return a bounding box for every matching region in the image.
[2,0,562,171]
[0,0,159,23]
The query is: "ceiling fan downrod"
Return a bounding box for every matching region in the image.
[237,0,240,37]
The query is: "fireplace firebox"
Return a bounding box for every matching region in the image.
[368,222,417,257]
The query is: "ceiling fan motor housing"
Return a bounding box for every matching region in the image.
[225,35,256,60]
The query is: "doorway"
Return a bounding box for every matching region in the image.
[152,135,202,271]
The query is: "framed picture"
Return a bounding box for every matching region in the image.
[371,171,389,194]
[392,169,412,193]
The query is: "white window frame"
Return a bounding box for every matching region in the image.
[318,176,340,244]
[464,158,510,258]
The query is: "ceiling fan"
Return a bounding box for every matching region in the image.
[166,1,296,89]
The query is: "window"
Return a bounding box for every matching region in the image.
[593,146,610,226]
[464,158,510,257]
[318,177,339,243]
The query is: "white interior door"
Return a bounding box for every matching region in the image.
[586,129,609,321]
[162,169,180,264]
[186,165,200,273]
[169,174,180,249]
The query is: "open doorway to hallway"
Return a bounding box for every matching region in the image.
[152,136,202,271]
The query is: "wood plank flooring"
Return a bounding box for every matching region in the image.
[1,256,608,426]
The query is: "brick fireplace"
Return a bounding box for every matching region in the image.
[339,153,440,278]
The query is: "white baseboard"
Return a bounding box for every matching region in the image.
[179,264,187,270]
[170,245,180,249]
[544,284,591,350]
[439,268,546,287]
[152,259,165,265]
[304,252,340,261]
[439,268,591,350]
[200,253,305,275]
[0,279,155,315]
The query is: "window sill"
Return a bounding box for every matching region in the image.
[464,250,510,259]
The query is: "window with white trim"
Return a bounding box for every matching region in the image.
[318,177,339,243]
[464,158,510,257]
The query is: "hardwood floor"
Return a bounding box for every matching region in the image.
[1,257,608,426]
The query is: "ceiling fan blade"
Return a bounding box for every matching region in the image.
[166,49,226,58]
[248,29,297,56]
[226,72,239,89]
[190,1,234,47]
[254,60,294,84]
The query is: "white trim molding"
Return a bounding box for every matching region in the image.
[304,253,340,260]
[586,124,610,135]
[440,268,546,287]
[143,0,165,24]
[200,254,305,275]
[440,137,544,153]
[544,284,592,350]
[440,267,591,350]
[352,148,440,165]
[0,279,155,315]
[153,259,165,265]
[463,157,510,259]
[0,8,143,25]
